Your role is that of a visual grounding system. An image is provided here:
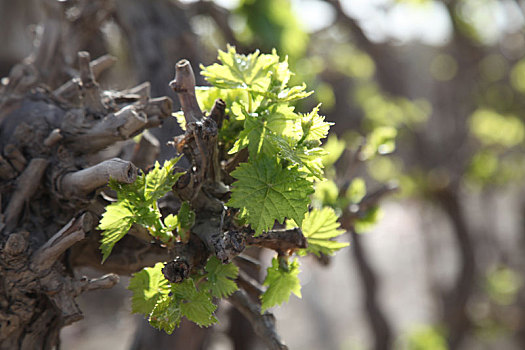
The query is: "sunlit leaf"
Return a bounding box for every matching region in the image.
[261,258,301,312]
[228,156,313,235]
[289,207,348,257]
[128,263,170,315]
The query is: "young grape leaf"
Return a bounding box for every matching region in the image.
[229,103,298,156]
[172,111,186,131]
[269,137,326,178]
[98,202,134,263]
[228,103,328,178]
[177,201,196,243]
[261,258,301,312]
[200,45,312,105]
[171,279,218,327]
[99,157,184,260]
[293,207,348,257]
[231,114,276,157]
[163,214,178,231]
[99,176,152,261]
[109,174,146,204]
[200,45,278,90]
[163,202,195,243]
[295,147,326,178]
[145,157,183,202]
[202,256,239,298]
[248,83,313,103]
[149,296,182,334]
[150,278,218,332]
[273,84,313,102]
[195,86,250,113]
[300,105,332,143]
[128,263,170,315]
[228,156,314,235]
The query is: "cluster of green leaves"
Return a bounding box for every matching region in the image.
[100,47,349,331]
[198,45,331,235]
[98,157,194,262]
[129,258,239,333]
[190,46,347,312]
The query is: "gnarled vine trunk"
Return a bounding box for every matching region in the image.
[0,2,175,347]
[0,46,173,350]
[0,2,293,349]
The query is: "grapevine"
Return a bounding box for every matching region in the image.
[98,46,348,332]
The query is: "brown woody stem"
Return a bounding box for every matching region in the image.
[58,158,137,198]
[31,213,94,272]
[0,155,17,180]
[74,274,120,293]
[246,228,307,255]
[3,144,27,172]
[64,106,148,152]
[228,290,288,350]
[3,158,49,232]
[78,51,106,113]
[169,59,203,123]
[53,54,116,99]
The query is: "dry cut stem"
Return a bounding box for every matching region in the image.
[53,54,117,99]
[169,60,203,123]
[31,212,94,272]
[57,158,138,199]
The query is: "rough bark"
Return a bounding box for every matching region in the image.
[0,10,172,344]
